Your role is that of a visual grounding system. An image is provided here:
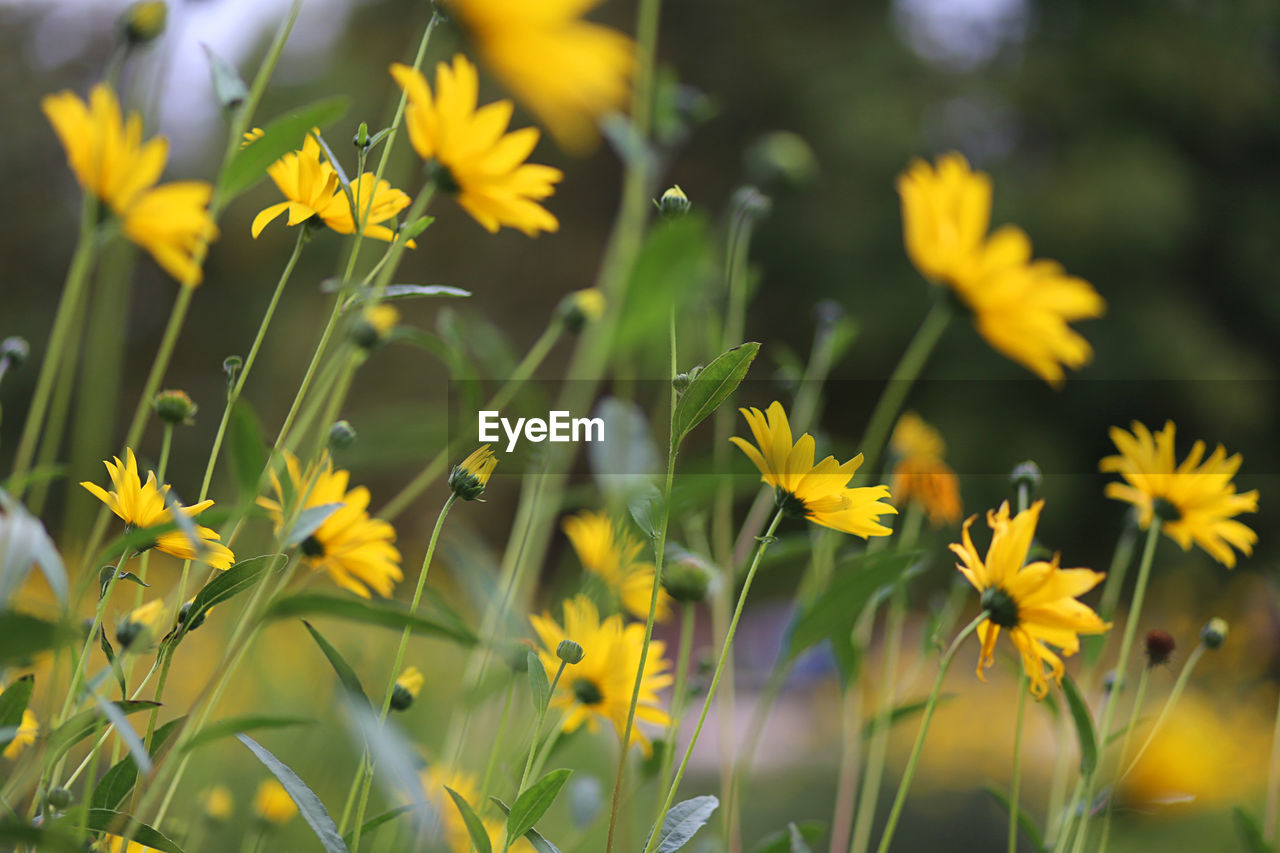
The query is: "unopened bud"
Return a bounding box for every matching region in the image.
[46,787,73,811]
[1144,629,1175,667]
[153,389,198,426]
[558,288,605,333]
[121,0,167,45]
[556,639,584,665]
[1010,461,1042,497]
[354,122,370,150]
[0,337,29,370]
[328,420,357,451]
[223,355,243,388]
[349,305,399,350]
[655,185,691,218]
[1201,617,1228,650]
[662,562,711,604]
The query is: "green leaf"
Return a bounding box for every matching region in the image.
[749,821,826,853]
[229,401,268,502]
[264,593,477,646]
[46,701,159,766]
[341,804,418,845]
[489,796,563,853]
[184,713,313,751]
[92,692,151,774]
[400,215,435,243]
[1059,672,1098,776]
[507,769,572,842]
[788,823,815,853]
[93,717,184,810]
[181,554,281,639]
[528,651,550,713]
[284,503,344,547]
[335,283,470,304]
[220,96,351,200]
[83,809,184,853]
[98,628,127,699]
[444,787,493,853]
[202,43,247,110]
[302,620,370,706]
[0,488,68,606]
[237,734,350,853]
[1234,807,1273,853]
[0,673,34,752]
[0,821,82,853]
[984,785,1047,852]
[647,794,719,853]
[671,342,761,447]
[0,612,71,665]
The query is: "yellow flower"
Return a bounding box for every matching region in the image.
[950,501,1110,699]
[241,127,265,148]
[116,599,167,650]
[529,595,671,754]
[897,153,1105,386]
[81,448,234,569]
[199,784,233,820]
[448,0,634,153]
[730,401,896,537]
[42,84,167,213]
[1100,421,1259,568]
[319,173,415,243]
[0,682,37,759]
[253,779,296,824]
[391,665,424,711]
[421,766,534,853]
[449,445,498,501]
[122,182,219,287]
[99,836,162,853]
[889,412,961,527]
[390,55,563,236]
[562,510,671,622]
[257,452,402,598]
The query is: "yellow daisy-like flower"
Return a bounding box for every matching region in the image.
[951,500,1110,699]
[529,595,672,754]
[447,0,635,153]
[897,153,1105,386]
[889,412,962,527]
[730,401,896,538]
[562,510,671,622]
[99,836,162,853]
[390,55,564,236]
[253,779,296,824]
[122,182,219,287]
[199,785,234,821]
[0,682,37,760]
[421,766,534,853]
[1099,421,1259,568]
[257,452,402,598]
[81,448,234,570]
[448,445,498,501]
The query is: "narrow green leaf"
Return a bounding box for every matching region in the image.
[672,343,761,446]
[647,794,719,853]
[264,593,477,646]
[340,804,418,845]
[1060,672,1098,776]
[749,821,826,853]
[220,96,351,200]
[528,651,550,713]
[985,785,1047,852]
[237,734,350,853]
[92,692,151,774]
[489,796,563,853]
[284,502,344,546]
[0,673,34,752]
[303,620,370,706]
[83,809,184,853]
[229,401,268,502]
[93,717,184,810]
[201,43,248,110]
[184,713,313,751]
[507,769,572,842]
[788,823,815,853]
[181,554,281,638]
[444,787,493,853]
[1234,807,1273,853]
[0,488,68,606]
[99,628,127,699]
[46,701,159,766]
[0,612,70,665]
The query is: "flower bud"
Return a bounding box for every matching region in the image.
[116,600,166,650]
[153,389,198,426]
[662,561,711,604]
[1144,629,1175,667]
[391,666,424,711]
[328,420,357,451]
[349,305,399,349]
[655,185,691,218]
[354,122,370,151]
[1009,461,1042,496]
[46,787,73,811]
[178,599,207,633]
[1201,617,1228,650]
[223,355,243,387]
[558,288,605,333]
[672,372,691,393]
[744,131,818,190]
[449,445,497,501]
[0,336,29,370]
[121,0,167,45]
[556,639,585,665]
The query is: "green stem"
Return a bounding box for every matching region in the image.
[1097,664,1151,853]
[873,611,987,853]
[1008,674,1030,853]
[478,677,518,804]
[656,603,697,794]
[1116,643,1205,785]
[643,508,786,853]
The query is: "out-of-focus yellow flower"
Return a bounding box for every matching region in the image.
[100,835,162,853]
[563,288,605,329]
[122,182,219,287]
[253,779,296,824]
[0,682,36,759]
[391,665,424,711]
[897,153,1104,386]
[449,445,498,501]
[1100,421,1259,568]
[562,510,671,622]
[390,55,563,236]
[122,1,167,44]
[951,500,1110,699]
[81,448,234,569]
[529,595,671,754]
[258,452,402,598]
[421,766,534,852]
[730,401,896,538]
[447,0,634,153]
[116,599,167,650]
[890,412,961,527]
[199,784,233,820]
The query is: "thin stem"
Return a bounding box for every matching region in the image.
[873,611,987,853]
[643,508,786,853]
[479,677,518,803]
[1116,643,1205,784]
[1096,664,1150,853]
[1008,675,1030,853]
[656,603,697,794]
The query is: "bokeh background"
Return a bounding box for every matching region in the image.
[3,0,1280,850]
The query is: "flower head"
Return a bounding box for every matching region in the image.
[1100,421,1258,568]
[123,182,219,286]
[0,683,37,760]
[730,401,896,537]
[890,412,961,527]
[390,55,563,236]
[562,510,671,622]
[447,0,634,153]
[200,785,233,821]
[449,445,498,501]
[100,836,162,853]
[81,449,234,569]
[257,452,402,597]
[253,779,296,824]
[529,595,672,753]
[391,665,424,711]
[951,500,1110,699]
[897,153,1105,386]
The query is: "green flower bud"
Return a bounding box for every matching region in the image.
[349,305,399,350]
[558,288,605,333]
[655,185,691,218]
[153,389,198,426]
[328,420,358,451]
[662,561,711,604]
[122,0,167,45]
[556,639,585,665]
[672,372,691,393]
[1201,617,1229,650]
[46,787,73,811]
[354,122,370,151]
[223,355,243,387]
[178,600,207,633]
[1010,461,1042,496]
[449,445,497,501]
[1,336,29,370]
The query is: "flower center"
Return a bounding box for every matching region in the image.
[1151,497,1182,523]
[427,160,460,194]
[301,535,326,557]
[572,677,604,706]
[981,586,1020,629]
[774,487,810,520]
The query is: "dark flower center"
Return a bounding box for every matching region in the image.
[301,535,326,557]
[981,586,1020,629]
[428,160,460,194]
[775,487,810,520]
[572,677,604,706]
[1151,497,1182,523]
